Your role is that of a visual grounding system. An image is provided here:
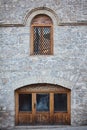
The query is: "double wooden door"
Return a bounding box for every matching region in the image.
[15,84,71,125]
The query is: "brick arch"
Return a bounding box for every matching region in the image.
[31,14,53,24]
[23,7,59,26]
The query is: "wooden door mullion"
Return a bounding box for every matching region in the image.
[32,93,36,124]
[50,93,54,124]
[67,92,71,124]
[15,92,19,125]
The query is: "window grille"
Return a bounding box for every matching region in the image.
[33,26,51,55]
[31,15,53,55]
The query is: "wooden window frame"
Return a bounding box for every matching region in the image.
[30,17,53,55]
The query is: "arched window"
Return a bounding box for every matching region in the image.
[30,14,53,55]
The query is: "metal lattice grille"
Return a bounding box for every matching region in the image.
[33,27,51,55]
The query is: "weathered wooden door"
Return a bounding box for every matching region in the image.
[15,84,71,125]
[15,93,50,125]
[35,93,50,124]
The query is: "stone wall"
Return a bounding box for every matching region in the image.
[0,0,87,25]
[0,0,87,129]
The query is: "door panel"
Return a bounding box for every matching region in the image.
[18,94,32,125]
[54,113,70,125]
[54,93,70,124]
[35,93,50,124]
[36,113,50,124]
[18,113,33,125]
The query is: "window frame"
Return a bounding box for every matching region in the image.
[30,23,53,55]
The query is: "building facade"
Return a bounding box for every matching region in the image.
[0,0,87,129]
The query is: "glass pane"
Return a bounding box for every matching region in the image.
[54,94,67,112]
[36,94,49,111]
[19,94,32,111]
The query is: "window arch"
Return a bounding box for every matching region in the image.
[30,14,53,55]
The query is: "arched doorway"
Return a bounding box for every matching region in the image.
[15,83,71,125]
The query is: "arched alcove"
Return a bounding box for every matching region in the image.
[15,83,71,125]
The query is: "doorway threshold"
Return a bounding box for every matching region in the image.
[15,125,70,129]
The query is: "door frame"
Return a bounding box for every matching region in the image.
[15,84,71,125]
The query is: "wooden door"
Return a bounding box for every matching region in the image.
[15,84,71,125]
[15,93,33,125]
[35,93,50,124]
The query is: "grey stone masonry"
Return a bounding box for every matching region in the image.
[1,126,87,130]
[0,0,87,25]
[0,0,87,129]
